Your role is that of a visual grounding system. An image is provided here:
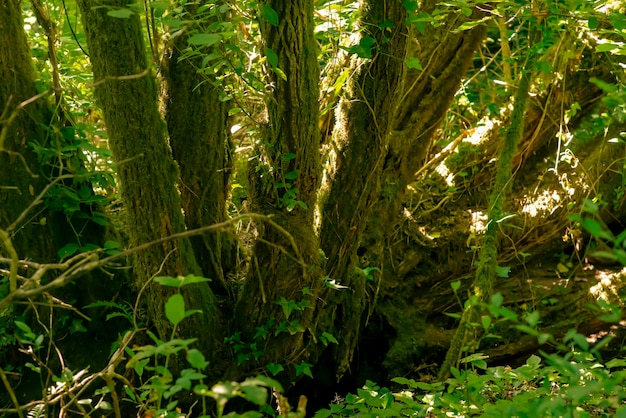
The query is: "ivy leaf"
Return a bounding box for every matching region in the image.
[261,5,279,26]
[266,362,284,376]
[295,362,313,378]
[405,56,422,70]
[165,294,186,326]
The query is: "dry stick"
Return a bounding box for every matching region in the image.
[0,366,25,418]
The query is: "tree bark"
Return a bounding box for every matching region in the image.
[315,1,489,377]
[0,0,56,264]
[234,0,323,368]
[162,3,237,296]
[316,0,409,377]
[78,0,221,355]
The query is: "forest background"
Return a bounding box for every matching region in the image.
[2,0,626,416]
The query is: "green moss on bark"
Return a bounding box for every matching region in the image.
[78,0,221,356]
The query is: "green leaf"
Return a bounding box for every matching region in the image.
[107,8,134,18]
[491,293,503,308]
[153,276,183,287]
[451,280,461,292]
[588,16,599,30]
[266,362,284,376]
[295,362,313,378]
[596,43,620,53]
[243,375,284,392]
[284,170,299,180]
[179,274,211,286]
[241,385,268,405]
[165,294,186,326]
[261,5,279,26]
[525,310,540,327]
[58,243,79,259]
[590,77,618,93]
[188,33,221,47]
[481,315,491,330]
[14,320,32,334]
[282,153,296,162]
[266,47,279,68]
[321,332,338,345]
[187,348,209,370]
[275,297,294,319]
[379,19,394,29]
[606,358,626,368]
[154,274,210,288]
[405,56,422,70]
[103,240,121,250]
[526,354,541,367]
[582,218,614,240]
[495,265,510,278]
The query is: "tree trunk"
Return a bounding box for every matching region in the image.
[162,3,237,296]
[317,0,409,376]
[233,0,323,370]
[316,2,488,377]
[0,0,56,264]
[78,0,221,355]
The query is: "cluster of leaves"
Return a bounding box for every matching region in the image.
[315,287,626,417]
[315,352,626,417]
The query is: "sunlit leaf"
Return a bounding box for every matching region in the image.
[165,294,185,325]
[187,349,209,370]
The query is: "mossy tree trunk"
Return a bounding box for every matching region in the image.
[78,0,221,355]
[234,0,323,368]
[0,0,56,264]
[316,0,409,376]
[317,1,488,376]
[162,3,237,296]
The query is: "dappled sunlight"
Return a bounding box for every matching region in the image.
[469,210,488,234]
[435,161,455,187]
[465,118,498,146]
[521,189,563,217]
[589,267,626,303]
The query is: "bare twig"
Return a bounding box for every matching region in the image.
[0,229,18,292]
